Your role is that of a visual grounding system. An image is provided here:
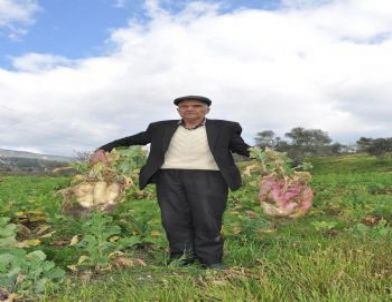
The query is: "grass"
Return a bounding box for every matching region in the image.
[309,153,392,174]
[1,153,392,301]
[42,235,391,302]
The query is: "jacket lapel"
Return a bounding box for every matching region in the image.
[162,121,179,152]
[206,119,219,151]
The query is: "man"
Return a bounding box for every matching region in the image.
[91,95,250,268]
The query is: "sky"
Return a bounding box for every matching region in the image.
[0,0,391,156]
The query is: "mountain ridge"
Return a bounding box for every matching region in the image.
[0,148,74,162]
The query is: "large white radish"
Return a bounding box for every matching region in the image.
[74,183,94,208]
[93,181,108,205]
[105,182,121,204]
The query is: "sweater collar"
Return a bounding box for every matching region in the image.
[177,118,206,130]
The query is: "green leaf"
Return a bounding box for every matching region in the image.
[0,224,17,237]
[7,267,22,279]
[34,277,49,293]
[116,236,142,249]
[41,261,55,272]
[0,237,17,248]
[0,217,11,227]
[26,250,47,262]
[45,267,65,280]
[377,228,389,236]
[311,221,337,231]
[0,253,16,270]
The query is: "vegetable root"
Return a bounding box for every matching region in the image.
[249,147,313,219]
[59,148,143,216]
[259,174,313,218]
[60,180,130,215]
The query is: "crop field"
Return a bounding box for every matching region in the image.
[1,154,391,301]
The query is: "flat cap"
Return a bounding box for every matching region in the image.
[173,95,212,106]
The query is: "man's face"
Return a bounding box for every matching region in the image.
[177,100,209,121]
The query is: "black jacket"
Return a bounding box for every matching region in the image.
[98,119,250,191]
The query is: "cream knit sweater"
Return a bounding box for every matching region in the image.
[160,126,219,170]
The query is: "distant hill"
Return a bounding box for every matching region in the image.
[0,149,74,162]
[0,148,75,174]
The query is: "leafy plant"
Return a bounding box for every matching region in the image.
[311,221,338,232]
[0,217,65,297]
[71,213,142,271]
[0,250,65,295]
[60,146,147,214]
[249,147,313,219]
[117,210,163,249]
[349,219,392,239]
[0,218,17,248]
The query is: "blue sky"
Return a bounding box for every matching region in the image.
[0,0,280,69]
[0,0,143,68]
[1,0,392,156]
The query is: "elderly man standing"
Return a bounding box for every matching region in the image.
[91,96,250,269]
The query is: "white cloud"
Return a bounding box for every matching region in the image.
[112,0,130,8]
[0,0,40,38]
[1,0,392,155]
[11,53,75,72]
[299,0,392,42]
[281,0,332,9]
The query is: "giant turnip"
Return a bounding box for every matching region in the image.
[93,181,108,205]
[249,147,313,219]
[59,148,145,216]
[74,183,94,208]
[105,182,121,203]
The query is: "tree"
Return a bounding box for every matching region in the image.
[254,130,276,148]
[285,127,332,147]
[283,127,333,164]
[356,137,374,153]
[253,127,348,165]
[356,137,392,156]
[330,142,345,154]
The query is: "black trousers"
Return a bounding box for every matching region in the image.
[156,169,228,266]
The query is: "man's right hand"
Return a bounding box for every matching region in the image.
[90,149,108,165]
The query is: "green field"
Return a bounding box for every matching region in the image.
[1,154,391,301]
